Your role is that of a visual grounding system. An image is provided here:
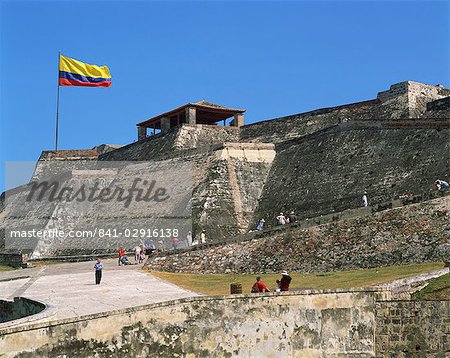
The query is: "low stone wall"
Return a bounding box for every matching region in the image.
[376,300,450,356]
[0,289,389,357]
[145,196,449,273]
[423,96,450,119]
[174,124,240,149]
[0,253,28,268]
[98,127,180,161]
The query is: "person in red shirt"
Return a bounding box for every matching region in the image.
[118,247,125,266]
[251,276,270,293]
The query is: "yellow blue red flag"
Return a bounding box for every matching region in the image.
[59,55,111,87]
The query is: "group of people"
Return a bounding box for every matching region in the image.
[117,245,146,266]
[251,271,292,293]
[275,212,297,226]
[187,230,207,246]
[114,229,209,267]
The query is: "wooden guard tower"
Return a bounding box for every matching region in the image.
[136,100,245,140]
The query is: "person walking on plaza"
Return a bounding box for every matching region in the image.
[94,258,104,285]
[139,243,146,263]
[251,276,270,293]
[276,271,292,292]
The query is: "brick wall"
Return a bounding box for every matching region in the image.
[376,300,450,356]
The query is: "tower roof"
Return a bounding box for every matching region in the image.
[137,100,245,129]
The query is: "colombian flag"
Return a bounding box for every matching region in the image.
[59,55,111,87]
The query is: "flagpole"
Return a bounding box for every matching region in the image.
[55,51,61,152]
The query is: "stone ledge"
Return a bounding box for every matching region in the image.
[0,287,389,336]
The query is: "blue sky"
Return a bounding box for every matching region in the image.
[1,0,449,191]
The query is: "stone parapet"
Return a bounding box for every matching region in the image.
[375,300,450,356]
[0,288,387,357]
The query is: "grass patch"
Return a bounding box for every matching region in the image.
[411,273,450,301]
[150,262,444,296]
[0,265,19,271]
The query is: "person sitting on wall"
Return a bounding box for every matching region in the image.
[276,271,292,292]
[172,237,179,250]
[435,179,449,191]
[144,239,155,255]
[251,276,270,293]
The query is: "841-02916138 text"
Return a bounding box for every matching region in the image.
[97,228,180,238]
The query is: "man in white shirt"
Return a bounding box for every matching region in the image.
[134,245,141,263]
[362,192,368,207]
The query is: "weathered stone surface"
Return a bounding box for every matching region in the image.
[2,81,449,256]
[375,300,450,356]
[256,122,449,223]
[0,289,384,357]
[423,96,450,119]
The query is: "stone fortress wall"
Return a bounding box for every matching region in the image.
[0,83,449,357]
[256,123,449,223]
[1,81,449,257]
[1,289,448,357]
[97,81,450,242]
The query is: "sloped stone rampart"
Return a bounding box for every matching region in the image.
[145,196,449,274]
[256,124,449,224]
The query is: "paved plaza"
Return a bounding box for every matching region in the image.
[0,259,198,321]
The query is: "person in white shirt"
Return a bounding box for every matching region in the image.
[362,192,368,207]
[134,245,141,263]
[276,213,286,225]
[186,231,193,246]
